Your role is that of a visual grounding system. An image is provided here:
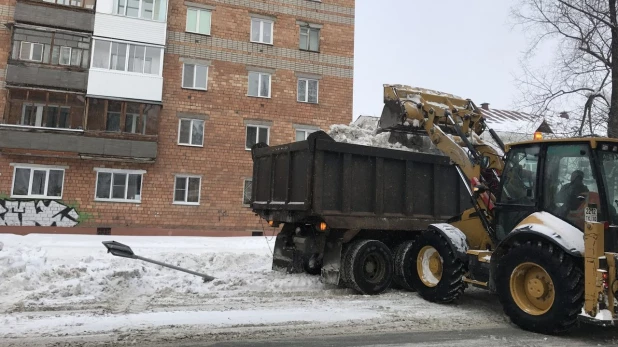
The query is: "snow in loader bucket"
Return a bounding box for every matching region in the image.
[102,241,215,282]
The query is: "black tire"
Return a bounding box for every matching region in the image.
[408,230,465,303]
[303,253,322,275]
[496,241,584,334]
[393,240,416,291]
[344,239,394,295]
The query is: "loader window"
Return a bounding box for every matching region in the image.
[498,145,540,205]
[543,144,599,230]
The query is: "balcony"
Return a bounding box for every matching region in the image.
[0,89,159,162]
[14,0,95,33]
[94,0,168,45]
[6,25,92,91]
[6,63,89,92]
[87,69,163,102]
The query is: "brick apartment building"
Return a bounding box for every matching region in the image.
[0,0,354,235]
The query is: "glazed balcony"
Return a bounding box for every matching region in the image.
[0,90,159,162]
[14,0,95,32]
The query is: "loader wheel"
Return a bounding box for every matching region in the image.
[393,240,416,291]
[408,231,465,303]
[344,239,393,295]
[496,241,584,334]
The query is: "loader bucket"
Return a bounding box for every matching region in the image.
[378,102,404,131]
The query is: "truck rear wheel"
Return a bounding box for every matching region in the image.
[393,240,416,291]
[496,241,583,334]
[343,239,393,295]
[408,231,465,303]
[303,253,322,275]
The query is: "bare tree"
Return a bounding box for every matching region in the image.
[513,0,615,137]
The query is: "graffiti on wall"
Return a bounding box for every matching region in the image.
[0,200,80,227]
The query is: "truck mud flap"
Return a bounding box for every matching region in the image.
[321,230,345,286]
[272,227,304,273]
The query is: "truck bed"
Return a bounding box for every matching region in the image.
[251,132,471,230]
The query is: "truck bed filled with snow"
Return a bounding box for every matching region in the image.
[0,233,504,346]
[328,116,443,154]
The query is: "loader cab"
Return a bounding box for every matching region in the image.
[495,139,618,248]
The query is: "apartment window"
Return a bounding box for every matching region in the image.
[186,8,211,35]
[95,169,144,203]
[7,89,85,130]
[59,47,72,66]
[242,179,252,205]
[174,175,201,205]
[87,98,160,135]
[12,166,65,199]
[250,18,273,44]
[178,119,204,146]
[19,42,43,62]
[114,0,167,21]
[92,39,162,76]
[246,125,269,149]
[295,129,316,141]
[182,63,208,90]
[12,28,91,68]
[297,78,318,103]
[248,71,271,98]
[42,0,95,8]
[299,27,319,51]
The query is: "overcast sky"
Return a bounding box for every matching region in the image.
[353,0,532,120]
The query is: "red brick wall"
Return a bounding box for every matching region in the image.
[0,0,354,235]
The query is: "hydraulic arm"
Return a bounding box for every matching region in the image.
[379,84,505,239]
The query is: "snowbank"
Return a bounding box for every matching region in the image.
[0,234,503,344]
[0,234,323,315]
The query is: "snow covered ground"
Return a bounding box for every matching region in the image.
[0,233,509,346]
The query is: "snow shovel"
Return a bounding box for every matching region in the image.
[102,241,215,282]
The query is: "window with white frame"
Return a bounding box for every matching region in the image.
[242,178,252,205]
[245,124,269,149]
[173,175,201,204]
[178,118,204,146]
[19,42,44,62]
[250,18,273,44]
[182,63,208,90]
[297,78,318,103]
[248,71,271,98]
[95,169,144,202]
[11,166,65,198]
[186,8,211,35]
[299,26,320,51]
[114,0,167,21]
[92,39,163,76]
[295,128,316,141]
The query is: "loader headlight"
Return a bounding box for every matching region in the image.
[319,222,328,231]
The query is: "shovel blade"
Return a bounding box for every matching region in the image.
[102,241,136,259]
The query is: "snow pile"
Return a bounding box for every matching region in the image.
[0,234,323,314]
[0,234,505,343]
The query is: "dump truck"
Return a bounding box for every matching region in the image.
[251,84,618,334]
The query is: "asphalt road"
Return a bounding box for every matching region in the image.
[161,324,618,347]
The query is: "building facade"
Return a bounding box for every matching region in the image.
[0,0,355,235]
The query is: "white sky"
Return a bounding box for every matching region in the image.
[353,0,531,120]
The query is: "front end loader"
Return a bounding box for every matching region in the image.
[377,84,618,332]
